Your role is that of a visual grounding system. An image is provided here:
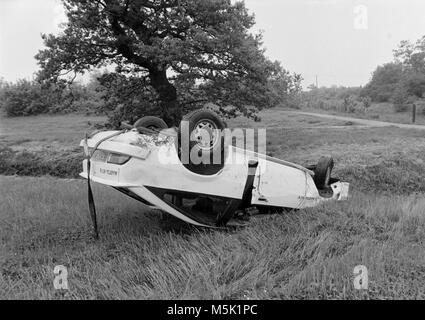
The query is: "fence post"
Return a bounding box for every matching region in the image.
[412,103,416,123]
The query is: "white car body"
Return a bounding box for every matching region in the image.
[80,129,349,227]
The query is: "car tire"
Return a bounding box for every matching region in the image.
[134,116,168,131]
[314,156,334,190]
[178,109,227,175]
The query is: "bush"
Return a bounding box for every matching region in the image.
[393,102,409,113]
[362,63,404,102]
[361,96,372,110]
[300,87,364,113]
[0,80,50,116]
[342,95,357,113]
[391,87,410,112]
[0,78,106,117]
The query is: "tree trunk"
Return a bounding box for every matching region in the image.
[149,67,182,126]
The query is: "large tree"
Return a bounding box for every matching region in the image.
[36,0,297,125]
[393,36,425,99]
[394,36,425,74]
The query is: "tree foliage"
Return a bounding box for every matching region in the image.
[362,62,404,102]
[36,0,301,125]
[0,80,49,116]
[0,78,103,117]
[394,36,425,74]
[96,72,160,127]
[362,37,425,104]
[393,36,425,100]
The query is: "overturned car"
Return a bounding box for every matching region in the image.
[80,109,349,236]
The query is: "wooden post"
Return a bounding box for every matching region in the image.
[412,103,416,123]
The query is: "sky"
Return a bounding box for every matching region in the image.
[1,0,425,88]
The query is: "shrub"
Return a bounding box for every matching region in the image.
[361,96,372,110]
[342,95,357,113]
[362,63,404,102]
[0,78,106,117]
[0,80,50,116]
[393,101,408,113]
[391,87,410,112]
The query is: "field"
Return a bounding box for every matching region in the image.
[299,101,425,126]
[0,114,105,178]
[1,110,425,299]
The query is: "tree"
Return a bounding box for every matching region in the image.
[394,36,425,74]
[36,0,298,125]
[391,84,410,112]
[0,78,5,105]
[96,72,161,127]
[267,64,302,107]
[362,62,404,102]
[392,37,425,104]
[400,71,425,98]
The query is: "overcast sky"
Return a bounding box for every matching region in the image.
[1,0,425,87]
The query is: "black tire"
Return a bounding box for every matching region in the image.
[314,156,334,190]
[134,116,168,131]
[178,109,226,175]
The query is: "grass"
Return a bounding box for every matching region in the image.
[1,109,425,299]
[229,108,349,129]
[0,114,106,150]
[298,101,425,126]
[1,176,424,299]
[0,147,82,178]
[0,111,351,178]
[0,114,105,177]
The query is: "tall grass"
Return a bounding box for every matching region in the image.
[1,110,425,299]
[1,176,424,299]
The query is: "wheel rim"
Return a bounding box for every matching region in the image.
[192,119,220,150]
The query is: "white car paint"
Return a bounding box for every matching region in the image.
[80,129,349,226]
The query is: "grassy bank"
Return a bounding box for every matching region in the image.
[0,114,104,178]
[2,111,425,195]
[1,109,425,299]
[1,176,424,299]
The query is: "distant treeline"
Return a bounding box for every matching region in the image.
[301,60,425,114]
[2,36,425,120]
[302,36,425,113]
[0,76,104,117]
[362,62,425,108]
[300,86,371,113]
[0,69,302,128]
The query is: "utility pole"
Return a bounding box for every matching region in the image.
[315,75,318,88]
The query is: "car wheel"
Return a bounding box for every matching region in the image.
[134,116,168,131]
[178,109,227,175]
[314,156,334,190]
